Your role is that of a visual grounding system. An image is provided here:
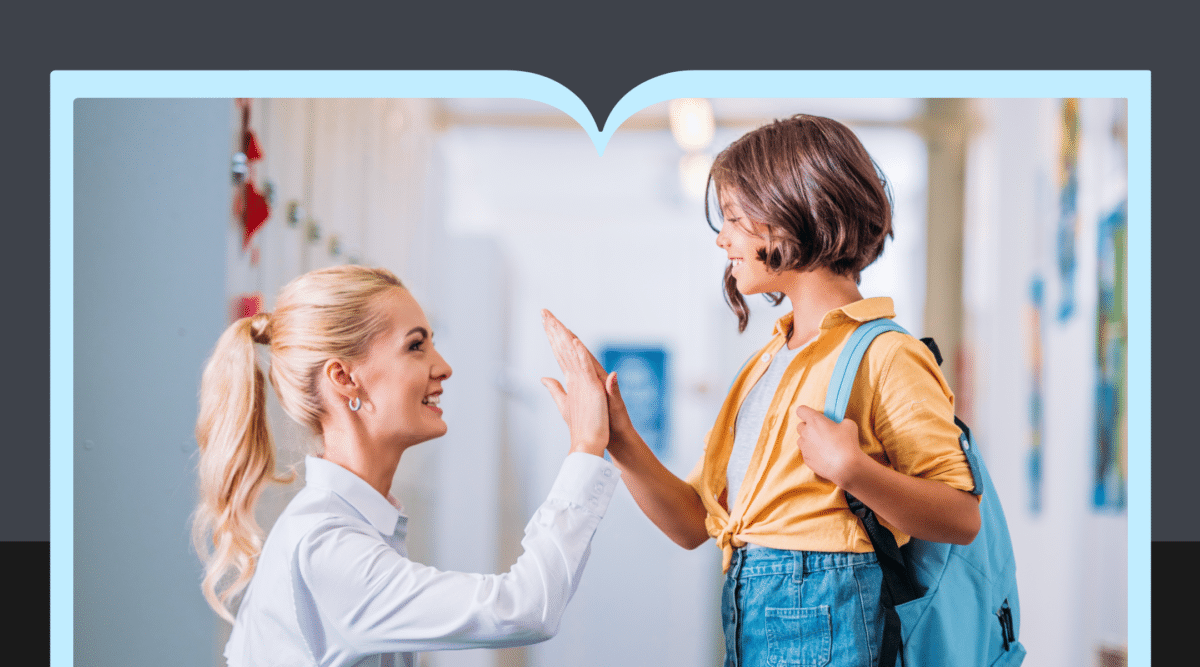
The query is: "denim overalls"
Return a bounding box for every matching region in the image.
[722,545,886,667]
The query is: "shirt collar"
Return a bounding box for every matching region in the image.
[771,297,896,338]
[304,455,404,536]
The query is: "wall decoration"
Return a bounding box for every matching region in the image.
[1025,275,1045,514]
[230,292,264,324]
[600,345,670,458]
[1055,99,1081,323]
[233,99,271,252]
[1093,200,1127,510]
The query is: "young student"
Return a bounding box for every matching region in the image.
[542,114,981,667]
[193,264,620,667]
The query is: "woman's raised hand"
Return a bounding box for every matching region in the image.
[540,311,638,452]
[540,310,612,457]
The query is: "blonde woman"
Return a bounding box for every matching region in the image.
[192,265,619,667]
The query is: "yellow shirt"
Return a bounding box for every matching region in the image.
[687,298,976,572]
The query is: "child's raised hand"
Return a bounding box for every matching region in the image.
[793,404,867,487]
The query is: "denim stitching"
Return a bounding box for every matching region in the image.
[851,562,878,666]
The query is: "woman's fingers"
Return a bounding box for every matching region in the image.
[540,377,567,419]
[541,311,568,363]
[543,310,608,382]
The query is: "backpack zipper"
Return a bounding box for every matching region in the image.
[997,599,1015,650]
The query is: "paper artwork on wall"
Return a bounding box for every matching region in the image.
[1055,98,1081,324]
[1093,200,1127,511]
[1025,275,1045,514]
[600,345,670,458]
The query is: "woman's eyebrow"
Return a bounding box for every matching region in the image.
[405,326,430,339]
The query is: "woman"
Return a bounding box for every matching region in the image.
[192,265,620,667]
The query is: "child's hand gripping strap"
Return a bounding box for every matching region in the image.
[823,317,984,495]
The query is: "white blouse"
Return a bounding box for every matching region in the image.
[224,453,621,667]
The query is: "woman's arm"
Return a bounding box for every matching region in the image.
[299,320,621,654]
[542,311,710,550]
[291,454,621,656]
[793,404,981,545]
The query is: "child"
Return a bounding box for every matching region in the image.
[541,114,980,667]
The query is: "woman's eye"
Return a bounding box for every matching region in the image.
[408,339,425,351]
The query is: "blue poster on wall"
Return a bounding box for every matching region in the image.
[600,345,670,458]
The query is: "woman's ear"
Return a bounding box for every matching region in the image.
[322,358,358,400]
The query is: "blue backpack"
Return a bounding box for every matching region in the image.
[825,318,1025,667]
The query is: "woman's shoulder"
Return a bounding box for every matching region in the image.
[269,486,380,550]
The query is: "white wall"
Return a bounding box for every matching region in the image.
[963,98,1128,667]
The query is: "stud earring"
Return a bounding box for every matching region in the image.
[348,396,361,411]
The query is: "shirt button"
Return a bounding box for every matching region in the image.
[604,469,612,477]
[594,483,604,493]
[761,352,772,363]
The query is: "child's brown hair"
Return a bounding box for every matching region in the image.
[706,114,894,331]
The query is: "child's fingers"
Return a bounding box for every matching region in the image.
[794,404,816,426]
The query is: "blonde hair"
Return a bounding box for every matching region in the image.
[192,265,404,622]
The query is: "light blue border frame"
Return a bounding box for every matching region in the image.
[50,70,1150,667]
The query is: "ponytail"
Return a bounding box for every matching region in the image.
[191,312,293,623]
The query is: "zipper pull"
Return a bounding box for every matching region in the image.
[997,600,1013,650]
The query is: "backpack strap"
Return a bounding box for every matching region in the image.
[827,320,985,495]
[825,318,915,667]
[823,318,910,422]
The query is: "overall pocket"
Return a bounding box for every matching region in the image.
[765,605,831,667]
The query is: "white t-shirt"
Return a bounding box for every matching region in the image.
[225,453,620,667]
[726,340,806,509]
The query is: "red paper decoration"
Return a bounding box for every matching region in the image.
[243,180,270,248]
[243,129,263,161]
[236,99,270,252]
[231,292,264,323]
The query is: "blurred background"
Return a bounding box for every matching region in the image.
[74,96,1128,667]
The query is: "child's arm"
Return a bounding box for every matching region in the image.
[602,373,712,549]
[542,310,710,550]
[793,404,981,545]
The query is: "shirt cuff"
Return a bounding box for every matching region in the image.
[548,452,622,518]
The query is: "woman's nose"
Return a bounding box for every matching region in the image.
[433,351,452,380]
